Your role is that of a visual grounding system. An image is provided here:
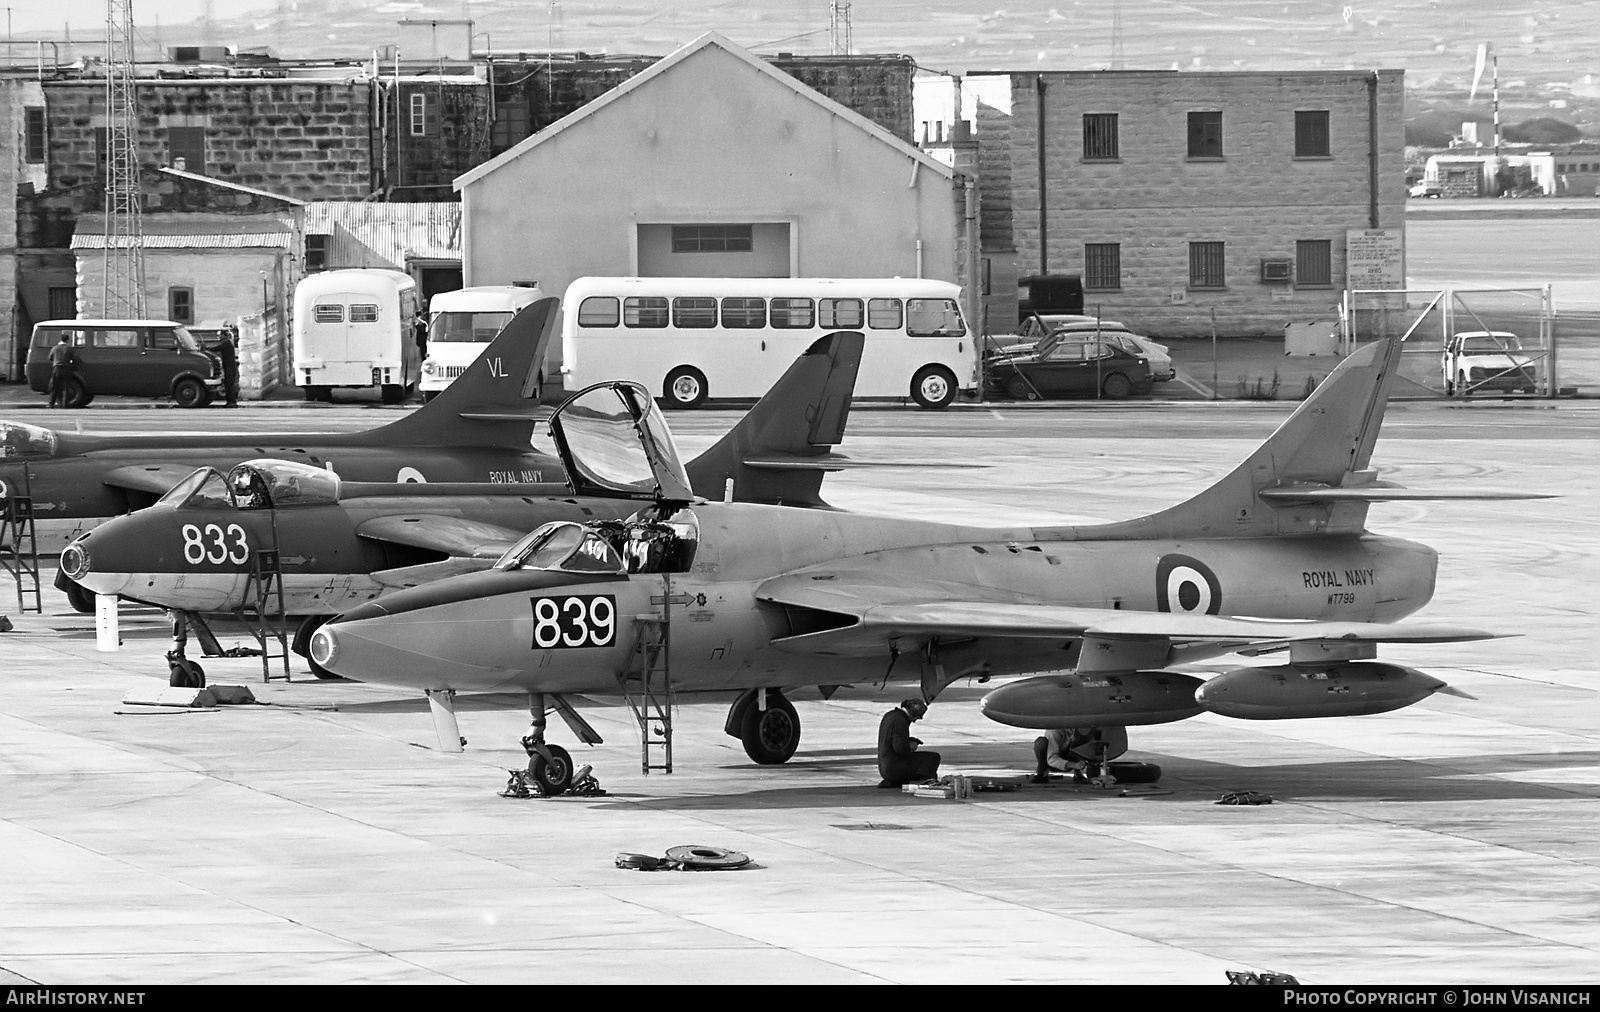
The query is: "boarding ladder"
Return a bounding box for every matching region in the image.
[617,581,676,774]
[0,468,42,614]
[234,544,291,682]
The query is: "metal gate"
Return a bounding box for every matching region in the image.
[1341,286,1556,397]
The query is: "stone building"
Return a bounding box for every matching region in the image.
[455,32,965,384]
[971,69,1406,338]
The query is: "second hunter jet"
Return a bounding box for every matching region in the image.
[308,334,1545,790]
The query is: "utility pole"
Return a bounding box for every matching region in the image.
[102,0,146,317]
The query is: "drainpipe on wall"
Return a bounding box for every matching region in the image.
[1036,75,1048,273]
[916,239,924,279]
[963,174,980,339]
[1367,72,1380,228]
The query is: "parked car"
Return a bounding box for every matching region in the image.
[1409,180,1443,198]
[25,319,223,409]
[985,334,1154,400]
[1441,330,1538,396]
[986,316,1176,382]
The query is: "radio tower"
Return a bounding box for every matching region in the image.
[102,0,146,317]
[829,0,852,56]
[1111,0,1125,69]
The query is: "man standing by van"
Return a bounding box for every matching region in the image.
[46,333,78,408]
[216,324,240,407]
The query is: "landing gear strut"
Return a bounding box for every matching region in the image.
[519,693,574,795]
[165,610,206,688]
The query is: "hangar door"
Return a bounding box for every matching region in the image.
[636,223,791,278]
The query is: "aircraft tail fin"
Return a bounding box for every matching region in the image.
[360,297,558,448]
[683,331,864,507]
[1086,336,1405,539]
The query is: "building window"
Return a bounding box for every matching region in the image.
[819,298,863,328]
[305,234,329,271]
[1295,110,1331,157]
[623,296,669,328]
[167,287,194,324]
[491,98,530,154]
[1084,243,1121,290]
[1187,111,1223,159]
[410,93,428,136]
[1082,113,1119,160]
[577,296,619,327]
[1296,240,1332,286]
[93,127,107,177]
[671,225,753,253]
[24,108,46,163]
[770,297,815,329]
[720,297,766,329]
[166,127,206,174]
[47,286,77,320]
[1189,242,1226,288]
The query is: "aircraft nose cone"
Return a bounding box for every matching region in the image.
[58,538,130,597]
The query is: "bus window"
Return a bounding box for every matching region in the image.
[867,298,903,330]
[906,298,966,337]
[350,304,380,323]
[624,297,669,328]
[771,298,815,329]
[314,304,344,324]
[672,297,717,329]
[820,298,863,328]
[720,297,765,329]
[578,296,620,327]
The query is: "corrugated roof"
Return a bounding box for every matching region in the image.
[75,213,295,236]
[71,233,293,249]
[304,201,462,270]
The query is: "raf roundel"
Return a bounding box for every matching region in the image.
[1156,554,1222,615]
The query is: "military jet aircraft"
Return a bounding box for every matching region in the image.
[60,332,868,669]
[0,299,565,569]
[308,334,1543,792]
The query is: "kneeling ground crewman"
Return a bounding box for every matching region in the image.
[1032,726,1128,784]
[878,698,941,787]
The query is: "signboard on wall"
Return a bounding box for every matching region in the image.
[1345,229,1405,290]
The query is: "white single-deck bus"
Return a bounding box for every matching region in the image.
[420,285,546,403]
[560,277,976,408]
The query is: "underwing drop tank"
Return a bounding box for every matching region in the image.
[1195,662,1454,720]
[980,671,1205,729]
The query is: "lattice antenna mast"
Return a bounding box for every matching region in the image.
[1111,0,1125,70]
[103,0,146,317]
[829,0,852,56]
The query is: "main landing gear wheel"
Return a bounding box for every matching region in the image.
[529,743,574,795]
[1108,761,1161,784]
[167,654,206,689]
[910,365,958,409]
[740,693,801,764]
[62,580,96,615]
[663,366,708,409]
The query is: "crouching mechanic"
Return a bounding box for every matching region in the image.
[877,698,941,788]
[1032,726,1128,784]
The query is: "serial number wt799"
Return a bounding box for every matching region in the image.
[531,594,616,649]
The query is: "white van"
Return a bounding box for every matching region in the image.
[292,269,421,403]
[420,285,545,403]
[561,276,977,408]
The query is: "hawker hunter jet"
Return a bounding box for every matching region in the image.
[61,332,868,668]
[1,299,565,566]
[309,335,1544,792]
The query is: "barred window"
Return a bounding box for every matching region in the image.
[313,304,344,324]
[1189,242,1226,288]
[770,298,815,329]
[1295,110,1331,157]
[349,304,380,323]
[1296,240,1332,286]
[671,225,753,253]
[1082,113,1119,160]
[577,296,619,327]
[671,297,718,328]
[1187,111,1223,158]
[624,297,669,328]
[867,298,903,330]
[720,297,766,329]
[24,108,46,163]
[1084,243,1121,290]
[819,298,863,328]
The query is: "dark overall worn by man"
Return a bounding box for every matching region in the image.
[877,698,941,787]
[217,325,240,407]
[46,335,77,408]
[1032,726,1128,783]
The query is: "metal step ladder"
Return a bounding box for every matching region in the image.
[0,469,42,615]
[233,547,291,682]
[617,590,674,774]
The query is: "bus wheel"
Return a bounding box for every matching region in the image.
[664,366,707,409]
[380,384,406,404]
[910,365,958,409]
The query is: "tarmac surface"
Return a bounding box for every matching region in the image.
[1,399,1596,984]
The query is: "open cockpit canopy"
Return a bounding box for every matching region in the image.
[548,382,693,504]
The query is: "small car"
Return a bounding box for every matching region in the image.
[985,334,1154,400]
[988,316,1176,381]
[25,319,223,408]
[1441,331,1538,396]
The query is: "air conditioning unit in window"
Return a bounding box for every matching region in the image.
[1259,258,1293,283]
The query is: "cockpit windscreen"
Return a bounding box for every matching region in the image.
[0,421,58,459]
